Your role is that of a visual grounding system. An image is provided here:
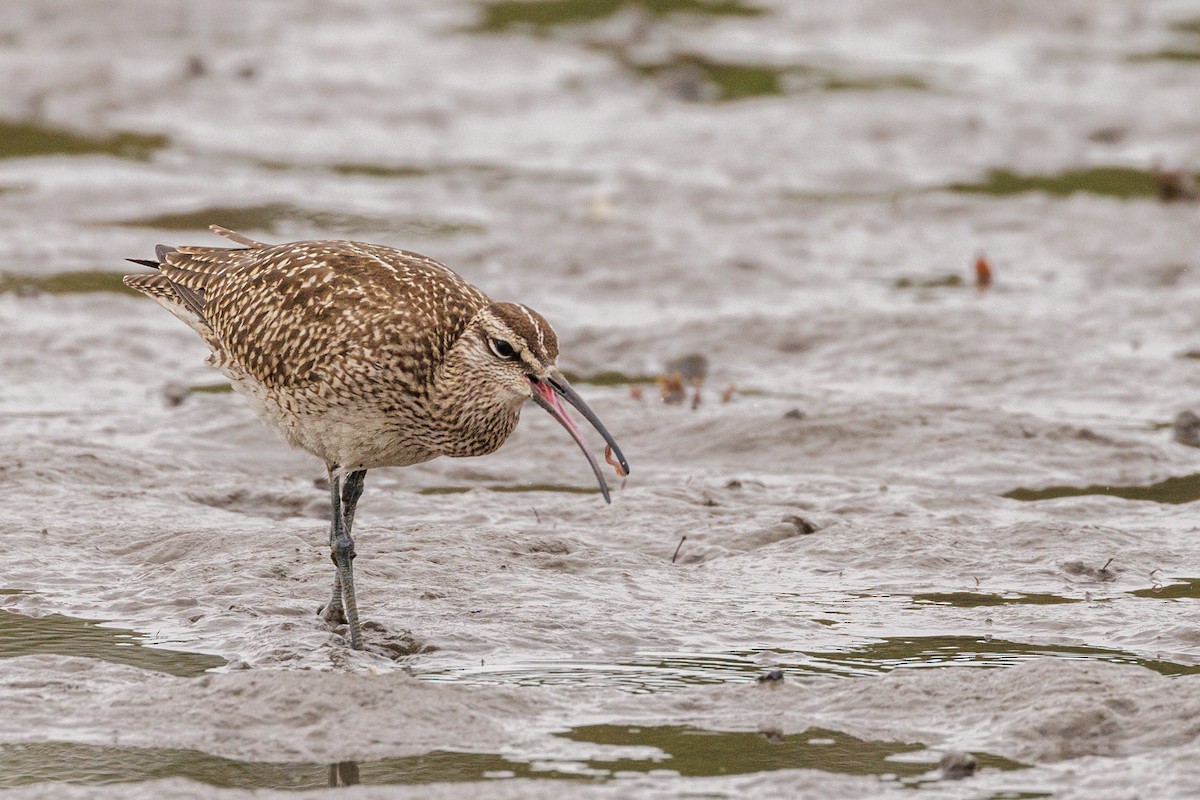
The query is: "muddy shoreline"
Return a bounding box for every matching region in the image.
[3,1,1200,797]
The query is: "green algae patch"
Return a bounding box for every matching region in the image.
[0,743,563,790]
[113,203,484,238]
[331,163,434,179]
[331,162,518,184]
[1171,18,1200,35]
[893,274,964,290]
[489,483,601,494]
[822,75,927,91]
[563,725,925,779]
[949,167,1164,200]
[560,369,657,386]
[0,271,139,296]
[1130,49,1200,63]
[0,119,167,160]
[0,724,1028,789]
[1130,578,1200,600]
[911,591,1080,608]
[190,382,234,395]
[723,637,1200,681]
[630,55,927,102]
[475,0,764,33]
[634,56,782,100]
[1003,473,1200,505]
[0,609,223,677]
[420,483,601,496]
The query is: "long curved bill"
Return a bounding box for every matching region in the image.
[529,371,630,504]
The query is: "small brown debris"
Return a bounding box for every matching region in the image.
[721,384,736,403]
[783,408,805,420]
[629,384,644,401]
[658,373,686,404]
[938,751,977,779]
[1173,410,1200,448]
[1152,165,1200,202]
[975,253,992,291]
[184,55,207,79]
[690,386,701,410]
[161,381,189,408]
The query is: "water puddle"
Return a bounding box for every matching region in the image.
[421,635,1199,691]
[419,483,600,496]
[112,203,483,238]
[472,0,765,33]
[0,608,224,677]
[1129,578,1200,599]
[1003,473,1200,504]
[0,271,138,296]
[0,725,1025,790]
[910,592,1081,608]
[0,119,167,160]
[948,166,1190,200]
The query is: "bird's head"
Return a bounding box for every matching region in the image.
[462,301,630,502]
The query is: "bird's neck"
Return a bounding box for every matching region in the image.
[428,351,523,458]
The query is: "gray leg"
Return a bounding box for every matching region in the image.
[323,467,366,649]
[321,469,366,626]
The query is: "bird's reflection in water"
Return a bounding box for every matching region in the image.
[328,761,361,787]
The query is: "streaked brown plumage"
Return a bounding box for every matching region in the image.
[124,226,629,650]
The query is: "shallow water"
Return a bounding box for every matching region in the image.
[0,725,1030,790]
[3,1,1200,798]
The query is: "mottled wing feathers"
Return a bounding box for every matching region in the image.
[122,272,181,305]
[124,232,491,400]
[209,225,265,247]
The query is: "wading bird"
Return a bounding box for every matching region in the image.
[125,226,629,650]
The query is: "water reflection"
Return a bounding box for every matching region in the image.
[328,761,360,787]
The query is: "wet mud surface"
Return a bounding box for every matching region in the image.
[3,1,1200,798]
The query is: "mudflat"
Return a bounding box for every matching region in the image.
[2,1,1200,797]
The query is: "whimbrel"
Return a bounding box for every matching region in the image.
[124,226,630,650]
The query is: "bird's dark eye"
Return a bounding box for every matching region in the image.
[488,338,517,360]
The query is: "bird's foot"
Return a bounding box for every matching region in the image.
[319,600,348,626]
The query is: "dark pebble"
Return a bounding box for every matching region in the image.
[938,750,977,779]
[757,669,785,683]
